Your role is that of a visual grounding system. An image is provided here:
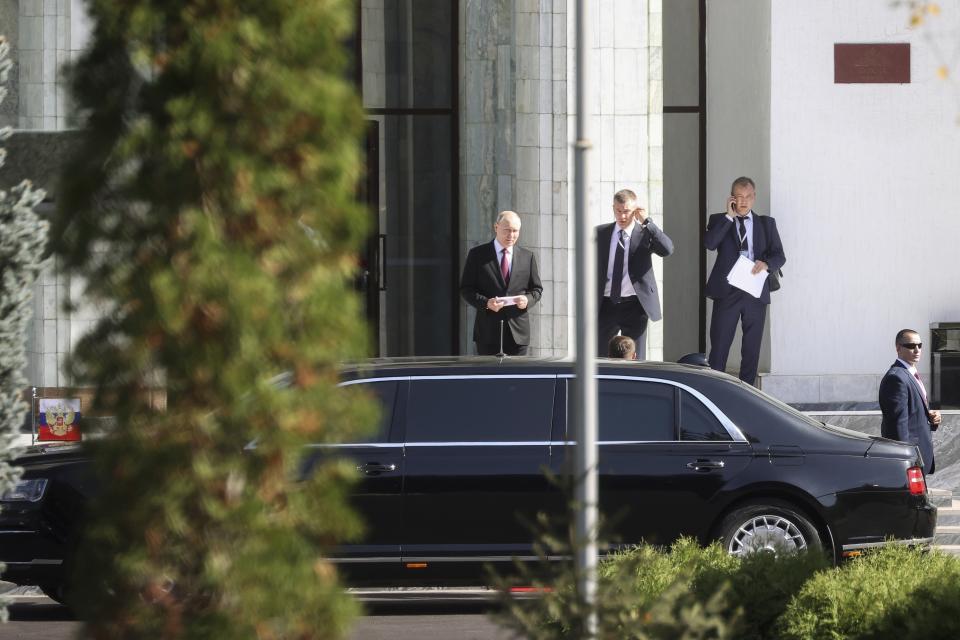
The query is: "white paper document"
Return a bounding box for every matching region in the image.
[726,255,768,299]
[495,296,521,307]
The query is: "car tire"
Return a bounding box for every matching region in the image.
[39,533,77,607]
[38,582,67,605]
[717,500,821,558]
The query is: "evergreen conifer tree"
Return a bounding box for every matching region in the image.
[0,35,49,620]
[51,2,372,636]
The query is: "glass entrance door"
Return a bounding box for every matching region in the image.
[359,0,458,357]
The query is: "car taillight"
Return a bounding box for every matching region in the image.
[907,466,926,495]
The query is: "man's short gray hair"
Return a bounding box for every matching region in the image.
[495,210,521,225]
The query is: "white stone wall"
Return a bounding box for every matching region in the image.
[16,0,80,130]
[16,1,92,388]
[26,261,65,388]
[461,0,573,357]
[760,1,960,403]
[460,0,662,359]
[590,0,663,359]
[514,0,569,357]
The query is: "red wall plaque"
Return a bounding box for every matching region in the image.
[834,43,910,84]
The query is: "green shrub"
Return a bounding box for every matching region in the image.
[777,546,960,639]
[497,523,960,639]
[602,538,827,639]
[496,536,827,639]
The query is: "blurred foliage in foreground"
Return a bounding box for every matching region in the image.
[0,33,49,623]
[52,1,372,637]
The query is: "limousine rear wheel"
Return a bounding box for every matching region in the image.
[718,500,821,558]
[39,582,67,605]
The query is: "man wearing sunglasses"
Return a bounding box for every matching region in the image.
[879,329,943,475]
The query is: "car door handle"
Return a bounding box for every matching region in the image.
[357,462,397,476]
[686,460,725,472]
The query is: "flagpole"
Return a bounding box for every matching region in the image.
[31,386,37,445]
[573,0,598,637]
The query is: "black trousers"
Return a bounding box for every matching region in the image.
[708,289,766,384]
[477,324,528,356]
[598,296,648,359]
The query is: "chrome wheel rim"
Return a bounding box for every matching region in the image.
[728,514,807,557]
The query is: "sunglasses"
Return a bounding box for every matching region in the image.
[898,343,923,350]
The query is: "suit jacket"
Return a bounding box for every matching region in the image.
[460,242,543,346]
[704,212,786,305]
[880,362,937,474]
[596,221,674,321]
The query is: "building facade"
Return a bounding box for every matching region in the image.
[2,0,958,405]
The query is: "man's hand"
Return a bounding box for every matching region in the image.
[930,410,943,427]
[752,260,768,275]
[633,207,647,224]
[515,295,528,310]
[486,297,505,312]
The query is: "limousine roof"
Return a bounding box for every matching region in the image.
[340,356,741,384]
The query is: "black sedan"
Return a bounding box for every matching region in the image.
[0,444,91,601]
[0,358,936,597]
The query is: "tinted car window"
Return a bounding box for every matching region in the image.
[679,390,731,441]
[351,380,398,443]
[599,380,674,441]
[407,378,555,442]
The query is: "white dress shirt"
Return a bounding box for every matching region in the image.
[604,221,638,298]
[896,358,928,402]
[725,211,754,261]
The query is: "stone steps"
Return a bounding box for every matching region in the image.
[934,492,960,555]
[930,489,953,508]
[936,545,960,556]
[934,525,960,547]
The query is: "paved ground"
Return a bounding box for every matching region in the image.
[0,595,518,640]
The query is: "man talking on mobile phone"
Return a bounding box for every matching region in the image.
[704,176,786,385]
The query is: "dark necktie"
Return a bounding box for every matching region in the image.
[737,217,748,252]
[610,230,626,303]
[500,248,510,284]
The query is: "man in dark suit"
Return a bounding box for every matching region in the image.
[460,210,543,355]
[880,329,943,475]
[704,176,786,384]
[596,189,674,359]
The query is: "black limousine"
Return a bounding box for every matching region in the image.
[0,358,937,597]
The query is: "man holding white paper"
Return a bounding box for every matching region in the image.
[460,210,543,355]
[726,254,767,299]
[704,177,786,384]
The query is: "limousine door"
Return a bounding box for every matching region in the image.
[555,377,752,548]
[301,379,405,580]
[400,376,556,578]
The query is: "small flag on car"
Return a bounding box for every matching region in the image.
[37,398,82,442]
